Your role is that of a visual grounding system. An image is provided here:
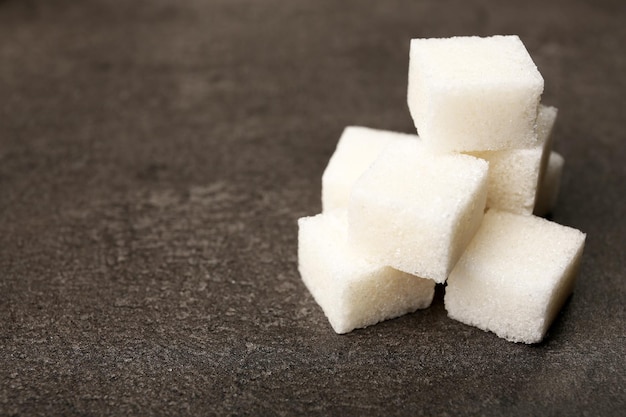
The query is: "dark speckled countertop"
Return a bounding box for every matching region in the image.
[1,0,624,415]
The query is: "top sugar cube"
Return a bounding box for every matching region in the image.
[408,35,544,152]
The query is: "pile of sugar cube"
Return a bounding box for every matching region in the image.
[297,35,586,344]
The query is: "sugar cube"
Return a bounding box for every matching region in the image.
[467,147,542,215]
[534,151,565,217]
[322,126,418,212]
[348,140,488,283]
[298,210,435,334]
[465,105,558,215]
[445,209,586,344]
[408,35,544,152]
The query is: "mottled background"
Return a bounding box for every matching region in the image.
[1,0,624,415]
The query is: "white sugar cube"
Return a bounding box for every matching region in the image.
[322,126,418,212]
[467,147,542,215]
[465,105,558,215]
[534,151,565,217]
[298,210,435,334]
[445,209,586,344]
[408,35,544,152]
[348,140,488,283]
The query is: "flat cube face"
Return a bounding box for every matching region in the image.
[349,192,452,281]
[322,126,418,212]
[411,36,542,84]
[298,211,435,334]
[408,35,544,152]
[341,266,435,334]
[348,140,488,283]
[445,210,586,343]
[469,147,543,215]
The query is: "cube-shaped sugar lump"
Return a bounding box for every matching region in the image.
[467,147,542,215]
[534,152,565,217]
[322,126,418,212]
[445,209,586,344]
[348,140,488,283]
[465,105,558,215]
[408,35,544,152]
[298,210,435,334]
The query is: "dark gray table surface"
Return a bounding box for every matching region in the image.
[1,0,624,415]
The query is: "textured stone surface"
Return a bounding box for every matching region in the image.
[0,0,624,415]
